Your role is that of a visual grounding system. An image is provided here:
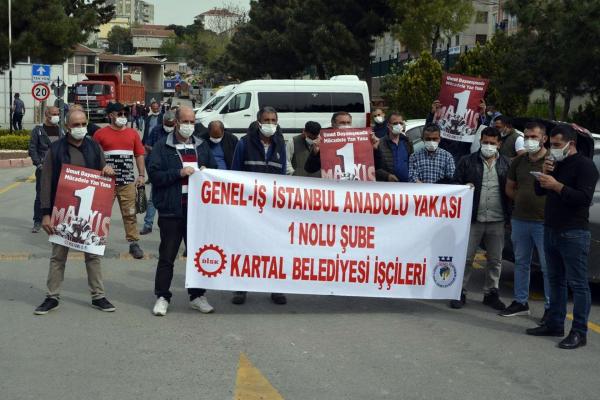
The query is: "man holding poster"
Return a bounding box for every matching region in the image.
[432,74,489,163]
[34,110,117,315]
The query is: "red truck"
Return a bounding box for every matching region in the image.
[73,73,145,121]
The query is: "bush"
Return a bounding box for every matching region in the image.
[0,135,30,150]
[0,129,30,137]
[381,51,443,118]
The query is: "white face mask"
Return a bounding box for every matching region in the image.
[115,117,128,127]
[480,144,498,159]
[209,136,223,144]
[50,116,60,125]
[336,123,352,129]
[391,123,405,135]
[524,139,541,154]
[70,126,87,140]
[305,138,315,146]
[550,142,570,162]
[163,125,175,133]
[424,141,439,152]
[374,116,385,124]
[178,124,195,138]
[259,123,277,137]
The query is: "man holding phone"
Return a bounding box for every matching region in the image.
[527,125,599,349]
[501,122,550,321]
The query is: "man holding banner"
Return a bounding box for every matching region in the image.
[34,110,116,315]
[451,127,510,311]
[147,107,217,316]
[230,106,288,305]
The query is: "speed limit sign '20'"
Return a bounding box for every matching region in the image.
[32,83,50,102]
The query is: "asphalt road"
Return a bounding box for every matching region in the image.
[2,165,600,400]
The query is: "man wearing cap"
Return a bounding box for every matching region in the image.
[28,106,64,233]
[286,121,322,177]
[93,103,146,259]
[140,110,177,235]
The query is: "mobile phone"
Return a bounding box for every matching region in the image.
[530,171,543,179]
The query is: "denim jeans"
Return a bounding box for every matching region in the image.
[511,219,550,308]
[143,187,156,229]
[544,227,591,335]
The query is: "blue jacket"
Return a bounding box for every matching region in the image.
[147,132,217,218]
[231,122,286,174]
[373,123,388,139]
[146,125,170,148]
[143,113,163,144]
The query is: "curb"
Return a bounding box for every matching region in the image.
[0,157,33,169]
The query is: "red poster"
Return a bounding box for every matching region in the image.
[49,164,115,255]
[433,73,489,143]
[319,128,375,181]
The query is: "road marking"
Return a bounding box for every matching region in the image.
[0,173,35,195]
[234,353,284,400]
[566,314,600,335]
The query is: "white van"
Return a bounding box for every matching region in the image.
[194,76,371,138]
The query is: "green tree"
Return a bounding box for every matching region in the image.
[381,52,443,118]
[451,33,534,116]
[220,0,394,80]
[504,0,600,120]
[390,0,474,55]
[107,26,133,55]
[0,0,115,70]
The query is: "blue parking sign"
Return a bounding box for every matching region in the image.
[32,64,51,83]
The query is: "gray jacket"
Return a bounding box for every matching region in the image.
[28,125,65,166]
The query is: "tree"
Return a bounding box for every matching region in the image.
[107,26,133,55]
[390,0,474,55]
[0,0,115,71]
[380,52,443,118]
[504,0,600,120]
[219,0,394,80]
[451,33,534,116]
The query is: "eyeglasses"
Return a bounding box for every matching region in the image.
[114,111,127,117]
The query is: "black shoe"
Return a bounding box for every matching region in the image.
[526,325,564,337]
[537,309,550,326]
[31,222,41,233]
[91,297,116,312]
[498,301,529,317]
[483,289,506,311]
[129,242,144,259]
[449,290,466,309]
[34,298,59,315]
[139,226,153,235]
[558,331,587,349]
[271,293,287,305]
[232,291,247,305]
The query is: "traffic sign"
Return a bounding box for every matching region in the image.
[32,83,50,102]
[31,64,51,83]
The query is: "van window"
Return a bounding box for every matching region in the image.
[221,93,251,114]
[295,93,332,113]
[258,93,294,113]
[332,93,365,113]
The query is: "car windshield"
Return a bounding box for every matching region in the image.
[76,84,107,96]
[203,95,225,111]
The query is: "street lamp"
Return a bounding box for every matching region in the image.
[51,77,67,131]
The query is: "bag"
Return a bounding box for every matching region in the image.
[136,185,148,214]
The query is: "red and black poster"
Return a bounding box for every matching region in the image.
[49,164,115,255]
[433,73,489,143]
[319,128,375,181]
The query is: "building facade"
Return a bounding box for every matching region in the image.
[131,25,175,56]
[196,8,241,34]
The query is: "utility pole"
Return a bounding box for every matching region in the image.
[8,0,13,133]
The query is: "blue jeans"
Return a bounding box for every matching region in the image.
[511,219,550,308]
[143,186,156,229]
[544,228,591,335]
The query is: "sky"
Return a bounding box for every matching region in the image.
[145,0,251,26]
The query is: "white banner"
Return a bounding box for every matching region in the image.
[186,170,473,300]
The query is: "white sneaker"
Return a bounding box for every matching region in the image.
[190,296,214,314]
[152,297,169,316]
